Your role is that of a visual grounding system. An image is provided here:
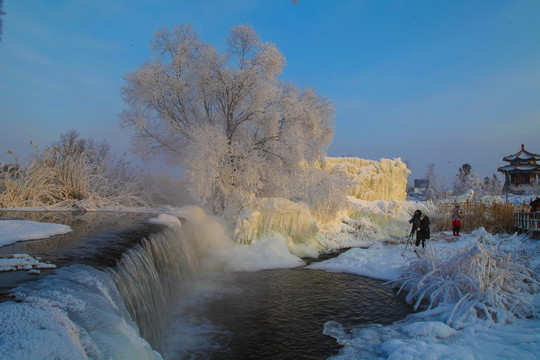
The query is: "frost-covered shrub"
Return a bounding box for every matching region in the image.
[391,241,540,327]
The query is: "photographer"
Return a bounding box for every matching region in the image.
[409,210,430,248]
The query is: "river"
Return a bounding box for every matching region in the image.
[0,211,411,359]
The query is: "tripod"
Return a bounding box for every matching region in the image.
[405,229,415,251]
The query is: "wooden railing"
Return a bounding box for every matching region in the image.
[515,212,540,237]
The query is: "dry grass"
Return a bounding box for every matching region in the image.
[430,200,515,234]
[0,147,153,210]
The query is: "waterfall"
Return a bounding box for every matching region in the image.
[0,216,205,359]
[107,220,204,349]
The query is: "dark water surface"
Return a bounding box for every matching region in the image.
[163,268,412,360]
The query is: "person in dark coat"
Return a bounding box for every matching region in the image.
[530,196,540,212]
[409,210,430,248]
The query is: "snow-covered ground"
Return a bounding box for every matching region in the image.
[312,229,540,359]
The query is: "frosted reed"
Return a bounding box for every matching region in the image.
[391,241,540,328]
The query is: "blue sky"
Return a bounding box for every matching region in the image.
[1,0,539,186]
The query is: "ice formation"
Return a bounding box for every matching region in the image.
[0,265,161,360]
[233,198,322,258]
[322,157,410,201]
[232,157,412,254]
[344,198,428,240]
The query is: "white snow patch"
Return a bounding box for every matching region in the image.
[0,254,56,272]
[308,242,410,281]
[0,219,71,271]
[0,219,71,246]
[149,214,183,230]
[402,321,456,338]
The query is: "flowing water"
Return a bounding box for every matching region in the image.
[161,269,410,360]
[0,211,411,359]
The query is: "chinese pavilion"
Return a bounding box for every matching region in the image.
[498,144,540,187]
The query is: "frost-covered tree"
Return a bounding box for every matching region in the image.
[51,129,111,165]
[454,163,471,194]
[454,163,471,191]
[423,163,445,200]
[120,24,335,212]
[481,174,502,196]
[453,163,485,196]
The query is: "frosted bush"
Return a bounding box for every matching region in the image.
[391,241,540,327]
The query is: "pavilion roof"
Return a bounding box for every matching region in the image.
[497,164,540,173]
[502,144,540,162]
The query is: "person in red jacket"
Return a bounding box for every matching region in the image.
[451,204,462,236]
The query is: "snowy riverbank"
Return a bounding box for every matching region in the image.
[0,205,538,359]
[313,230,540,359]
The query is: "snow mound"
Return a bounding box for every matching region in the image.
[149,214,182,230]
[148,206,306,272]
[202,235,304,272]
[402,321,456,338]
